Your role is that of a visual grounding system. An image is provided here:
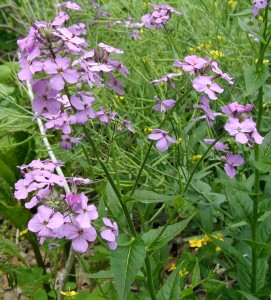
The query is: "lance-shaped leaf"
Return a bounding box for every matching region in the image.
[110,237,146,300]
[244,65,269,96]
[142,215,194,249]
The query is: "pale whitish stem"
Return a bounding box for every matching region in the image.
[25,81,74,299]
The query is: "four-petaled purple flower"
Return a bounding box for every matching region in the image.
[43,56,79,90]
[193,76,224,100]
[153,97,176,113]
[223,153,244,178]
[148,129,176,152]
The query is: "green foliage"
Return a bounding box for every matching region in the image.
[110,237,146,300]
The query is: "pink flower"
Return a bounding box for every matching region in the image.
[174,55,208,75]
[153,98,176,112]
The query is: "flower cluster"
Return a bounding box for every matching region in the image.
[14,159,119,253]
[189,233,223,252]
[141,4,181,30]
[151,53,264,178]
[17,6,134,150]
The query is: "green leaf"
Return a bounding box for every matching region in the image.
[78,270,113,279]
[132,189,180,204]
[0,65,12,82]
[244,65,269,96]
[33,288,48,300]
[238,19,265,43]
[191,258,200,288]
[110,237,146,300]
[238,290,260,300]
[157,264,182,300]
[199,204,213,233]
[142,215,194,249]
[253,161,271,172]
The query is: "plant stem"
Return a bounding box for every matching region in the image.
[183,132,226,194]
[251,2,269,293]
[145,255,157,300]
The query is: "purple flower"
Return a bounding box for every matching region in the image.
[98,42,123,54]
[57,1,83,11]
[101,218,119,250]
[174,55,208,75]
[56,27,86,54]
[221,102,253,116]
[14,173,37,200]
[153,97,176,113]
[43,56,79,90]
[192,76,224,100]
[71,92,95,124]
[73,193,98,228]
[148,129,176,152]
[60,135,80,150]
[203,138,229,151]
[252,0,267,17]
[129,29,142,40]
[223,153,244,178]
[95,107,117,124]
[32,79,61,115]
[117,118,135,133]
[193,96,221,126]
[18,48,43,81]
[211,62,234,84]
[63,221,97,253]
[28,205,64,238]
[151,72,182,88]
[224,117,256,144]
[52,11,69,26]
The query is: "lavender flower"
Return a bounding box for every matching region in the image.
[192,76,224,100]
[148,129,176,152]
[223,153,244,178]
[64,220,97,253]
[204,138,229,151]
[101,217,119,250]
[153,97,176,113]
[151,72,182,88]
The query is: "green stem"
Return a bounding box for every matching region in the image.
[251,2,269,293]
[183,132,226,194]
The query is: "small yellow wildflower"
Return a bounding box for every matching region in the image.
[191,154,203,163]
[115,95,124,101]
[19,229,28,236]
[189,237,203,249]
[144,128,153,133]
[168,263,176,272]
[60,291,79,297]
[215,246,222,252]
[217,35,224,41]
[198,43,205,50]
[179,268,189,277]
[177,137,182,144]
[189,47,197,53]
[144,1,152,6]
[209,50,224,60]
[255,59,269,64]
[140,29,144,34]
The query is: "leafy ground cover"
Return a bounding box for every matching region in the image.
[0,0,271,299]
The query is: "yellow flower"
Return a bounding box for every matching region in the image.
[215,246,221,252]
[191,154,203,163]
[202,235,211,244]
[217,35,224,41]
[189,237,203,249]
[255,59,269,64]
[179,268,189,277]
[144,128,153,133]
[60,291,79,297]
[168,263,176,272]
[228,0,237,8]
[209,50,224,60]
